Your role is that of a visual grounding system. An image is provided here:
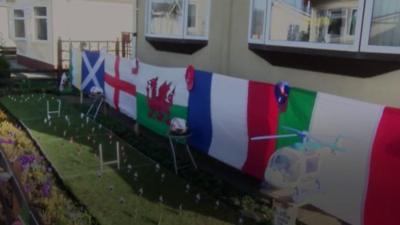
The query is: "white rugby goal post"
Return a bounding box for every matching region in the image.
[99,142,121,172]
[47,100,62,118]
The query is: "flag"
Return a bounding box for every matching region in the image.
[278,90,400,225]
[70,48,82,90]
[188,71,279,179]
[363,107,400,225]
[104,54,138,119]
[58,73,72,93]
[81,50,106,94]
[188,75,400,224]
[136,62,189,136]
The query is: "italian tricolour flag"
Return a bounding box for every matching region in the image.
[136,62,189,136]
[277,88,400,225]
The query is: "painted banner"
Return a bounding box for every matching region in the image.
[188,71,279,179]
[277,90,400,225]
[136,62,189,136]
[81,50,106,94]
[104,54,138,119]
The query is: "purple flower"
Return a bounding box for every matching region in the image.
[19,155,36,170]
[41,181,52,198]
[23,184,31,193]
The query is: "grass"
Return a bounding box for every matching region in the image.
[0,93,251,225]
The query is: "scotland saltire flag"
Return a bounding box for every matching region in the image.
[81,50,106,94]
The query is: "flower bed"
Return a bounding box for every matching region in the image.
[0,110,94,225]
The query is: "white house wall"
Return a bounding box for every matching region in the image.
[137,0,400,108]
[52,0,134,66]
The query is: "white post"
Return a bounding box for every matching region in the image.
[99,144,103,172]
[57,100,61,117]
[116,141,120,170]
[46,101,50,118]
[134,123,140,135]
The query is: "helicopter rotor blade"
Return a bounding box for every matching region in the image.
[251,134,298,141]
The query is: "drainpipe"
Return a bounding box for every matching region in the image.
[132,0,139,59]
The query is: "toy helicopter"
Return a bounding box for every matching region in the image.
[252,126,345,203]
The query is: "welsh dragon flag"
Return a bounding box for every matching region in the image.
[104,54,138,119]
[277,88,400,225]
[188,71,279,179]
[136,62,190,136]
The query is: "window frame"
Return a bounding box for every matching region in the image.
[145,0,210,41]
[360,0,400,54]
[248,0,366,52]
[12,8,26,40]
[248,0,268,44]
[32,6,49,42]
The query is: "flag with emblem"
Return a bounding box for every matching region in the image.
[104,54,138,119]
[81,49,106,94]
[277,89,400,225]
[136,62,190,136]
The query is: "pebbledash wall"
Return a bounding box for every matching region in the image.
[8,0,134,69]
[136,0,400,108]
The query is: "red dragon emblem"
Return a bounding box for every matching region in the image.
[146,77,175,125]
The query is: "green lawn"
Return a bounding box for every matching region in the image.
[1,94,247,225]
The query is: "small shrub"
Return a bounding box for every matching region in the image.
[0,56,10,79]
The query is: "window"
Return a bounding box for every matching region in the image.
[249,0,267,43]
[249,0,365,51]
[188,4,196,28]
[34,7,48,41]
[348,9,357,36]
[361,0,400,54]
[146,0,210,40]
[13,9,25,39]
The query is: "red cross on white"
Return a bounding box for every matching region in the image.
[104,54,138,119]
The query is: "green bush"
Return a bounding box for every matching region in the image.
[0,56,10,79]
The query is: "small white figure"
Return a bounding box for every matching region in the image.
[155,164,160,173]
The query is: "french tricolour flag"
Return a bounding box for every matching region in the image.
[188,71,279,180]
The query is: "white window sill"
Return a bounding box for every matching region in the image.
[31,39,49,44]
[145,33,208,41]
